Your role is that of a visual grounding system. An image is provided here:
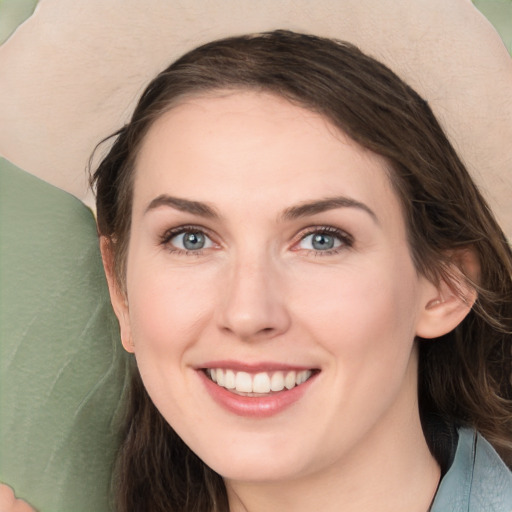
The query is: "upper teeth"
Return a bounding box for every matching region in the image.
[207,368,312,394]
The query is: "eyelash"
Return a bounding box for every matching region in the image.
[294,226,354,256]
[159,225,216,255]
[159,225,354,256]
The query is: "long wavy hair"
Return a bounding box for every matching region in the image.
[91,31,512,511]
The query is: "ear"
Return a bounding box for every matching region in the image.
[415,249,479,339]
[100,237,134,353]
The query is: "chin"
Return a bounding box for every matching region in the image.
[192,434,315,483]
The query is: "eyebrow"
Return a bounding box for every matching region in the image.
[281,196,378,223]
[144,194,378,223]
[144,194,219,218]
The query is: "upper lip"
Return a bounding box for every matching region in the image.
[197,360,318,373]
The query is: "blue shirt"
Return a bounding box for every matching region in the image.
[431,428,512,511]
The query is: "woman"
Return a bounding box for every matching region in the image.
[4,30,511,512]
[90,31,512,511]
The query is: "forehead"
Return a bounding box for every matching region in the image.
[132,90,402,226]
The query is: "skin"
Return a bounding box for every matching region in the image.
[0,485,35,512]
[104,90,474,512]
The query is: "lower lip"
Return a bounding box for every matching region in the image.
[198,370,317,418]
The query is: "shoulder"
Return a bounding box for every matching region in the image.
[431,427,512,512]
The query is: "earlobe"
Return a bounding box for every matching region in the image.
[99,237,135,353]
[416,251,479,339]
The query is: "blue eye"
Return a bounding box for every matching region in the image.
[167,230,214,251]
[297,229,350,252]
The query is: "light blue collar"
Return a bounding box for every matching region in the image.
[431,428,512,511]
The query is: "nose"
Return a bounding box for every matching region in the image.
[216,254,291,341]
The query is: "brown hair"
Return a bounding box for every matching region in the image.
[91,31,512,511]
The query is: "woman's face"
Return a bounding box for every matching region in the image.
[112,90,441,483]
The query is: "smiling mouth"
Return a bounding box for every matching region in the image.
[203,368,318,396]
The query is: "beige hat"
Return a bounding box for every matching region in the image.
[0,0,510,238]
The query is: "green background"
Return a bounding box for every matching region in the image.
[0,158,131,511]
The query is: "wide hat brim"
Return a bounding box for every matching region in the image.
[0,0,510,238]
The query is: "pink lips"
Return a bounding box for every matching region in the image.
[198,361,318,418]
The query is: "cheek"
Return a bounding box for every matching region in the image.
[126,259,217,359]
[124,261,219,422]
[293,254,421,367]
